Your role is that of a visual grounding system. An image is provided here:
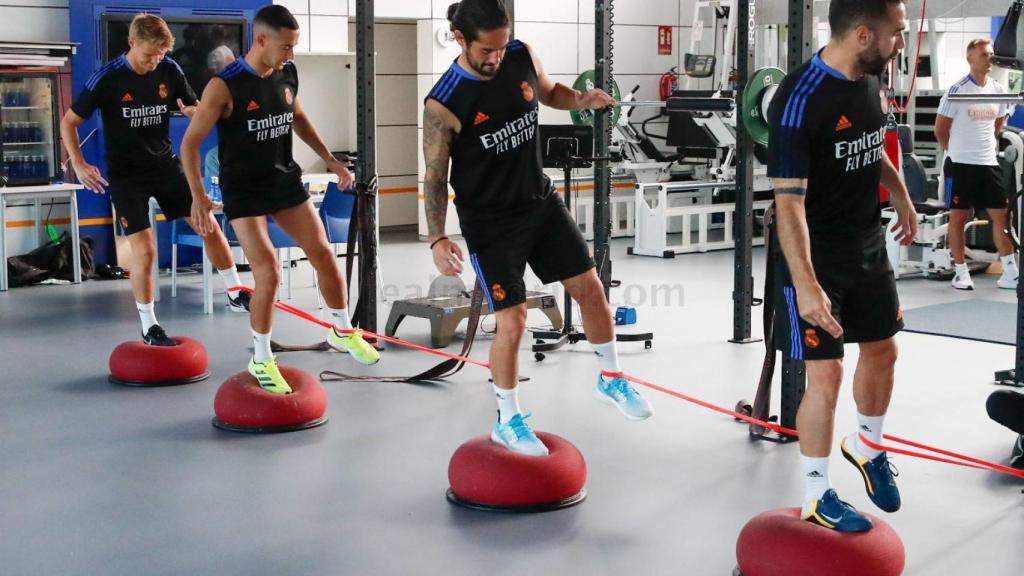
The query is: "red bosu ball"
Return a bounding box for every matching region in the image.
[447,432,587,512]
[212,365,328,433]
[108,336,210,387]
[735,508,905,576]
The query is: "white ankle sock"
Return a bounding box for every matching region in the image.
[855,412,885,459]
[592,339,621,375]
[136,301,158,333]
[801,455,831,510]
[494,384,521,424]
[218,266,243,292]
[326,306,353,331]
[954,262,969,277]
[252,329,273,363]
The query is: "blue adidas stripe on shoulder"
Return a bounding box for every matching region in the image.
[161,55,185,76]
[774,65,827,177]
[430,68,468,103]
[507,39,524,51]
[948,76,971,94]
[217,60,245,80]
[85,56,127,90]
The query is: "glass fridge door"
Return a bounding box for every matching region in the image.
[1,73,59,185]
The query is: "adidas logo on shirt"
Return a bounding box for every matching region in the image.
[121,93,134,103]
[473,112,490,126]
[835,115,852,131]
[246,100,260,112]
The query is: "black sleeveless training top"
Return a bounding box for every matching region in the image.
[425,40,550,233]
[215,58,302,197]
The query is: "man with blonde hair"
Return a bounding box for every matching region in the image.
[61,14,249,347]
[936,37,1017,291]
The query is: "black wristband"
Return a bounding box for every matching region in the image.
[429,236,448,250]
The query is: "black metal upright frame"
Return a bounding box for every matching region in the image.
[778,0,813,432]
[355,0,378,332]
[731,0,757,344]
[594,0,614,297]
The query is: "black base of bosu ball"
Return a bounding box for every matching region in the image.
[446,432,587,512]
[108,337,210,387]
[212,365,328,433]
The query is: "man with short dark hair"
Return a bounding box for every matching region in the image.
[768,0,916,532]
[423,0,652,458]
[935,38,1017,291]
[182,5,379,395]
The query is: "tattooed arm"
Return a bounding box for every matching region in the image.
[774,178,842,338]
[423,99,464,275]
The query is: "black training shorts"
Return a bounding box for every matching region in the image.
[775,235,903,360]
[462,193,595,312]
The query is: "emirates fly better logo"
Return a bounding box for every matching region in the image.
[479,109,537,154]
[122,102,168,128]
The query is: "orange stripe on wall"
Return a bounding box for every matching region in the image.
[80,217,113,226]
[6,218,71,228]
[380,186,419,195]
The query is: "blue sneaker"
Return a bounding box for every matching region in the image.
[802,489,873,532]
[841,434,901,513]
[594,373,653,420]
[491,413,549,457]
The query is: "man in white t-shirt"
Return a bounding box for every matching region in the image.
[205,25,236,74]
[936,38,1017,290]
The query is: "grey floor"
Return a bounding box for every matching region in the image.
[2,231,1022,576]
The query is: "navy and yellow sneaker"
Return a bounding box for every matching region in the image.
[142,325,176,346]
[841,434,901,513]
[802,489,873,532]
[227,290,251,313]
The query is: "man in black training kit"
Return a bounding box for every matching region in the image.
[182,5,379,395]
[423,0,652,458]
[768,0,917,532]
[61,14,249,347]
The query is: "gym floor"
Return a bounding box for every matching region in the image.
[2,232,1021,576]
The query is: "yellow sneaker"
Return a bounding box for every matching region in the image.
[327,327,380,365]
[247,356,292,394]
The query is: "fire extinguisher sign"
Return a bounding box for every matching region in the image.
[657,26,672,55]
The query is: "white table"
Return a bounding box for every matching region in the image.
[0,183,84,291]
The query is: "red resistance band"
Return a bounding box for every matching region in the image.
[226,287,1024,480]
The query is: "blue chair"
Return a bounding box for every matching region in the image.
[318,181,355,255]
[224,213,321,305]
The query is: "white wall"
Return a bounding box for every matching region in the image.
[281,2,423,229]
[291,53,355,171]
[364,21,420,228]
[0,1,69,43]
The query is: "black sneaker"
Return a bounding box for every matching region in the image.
[227,290,251,313]
[1011,435,1024,470]
[142,325,177,346]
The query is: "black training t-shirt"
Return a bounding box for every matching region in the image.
[215,58,302,196]
[767,52,886,252]
[71,54,196,180]
[425,39,549,235]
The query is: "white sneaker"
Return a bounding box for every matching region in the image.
[952,272,974,290]
[998,272,1018,290]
